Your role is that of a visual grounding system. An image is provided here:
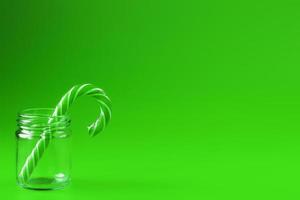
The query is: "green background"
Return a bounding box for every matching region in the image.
[1,0,300,199]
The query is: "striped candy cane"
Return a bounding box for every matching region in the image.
[18,84,112,183]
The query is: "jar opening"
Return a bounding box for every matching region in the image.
[17,108,70,137]
[19,108,69,119]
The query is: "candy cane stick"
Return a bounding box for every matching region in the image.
[18,84,112,183]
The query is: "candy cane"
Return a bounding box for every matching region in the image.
[18,84,112,183]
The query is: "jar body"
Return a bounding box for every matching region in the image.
[16,108,71,190]
[16,130,71,190]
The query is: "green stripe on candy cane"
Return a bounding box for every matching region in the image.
[18,84,112,183]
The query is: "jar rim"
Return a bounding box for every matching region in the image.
[18,108,70,120]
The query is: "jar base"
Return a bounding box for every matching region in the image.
[17,176,70,190]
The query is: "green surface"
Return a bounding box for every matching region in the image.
[1,0,300,199]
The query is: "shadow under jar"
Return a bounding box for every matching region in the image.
[16,108,71,190]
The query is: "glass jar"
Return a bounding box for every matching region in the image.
[16,108,71,190]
